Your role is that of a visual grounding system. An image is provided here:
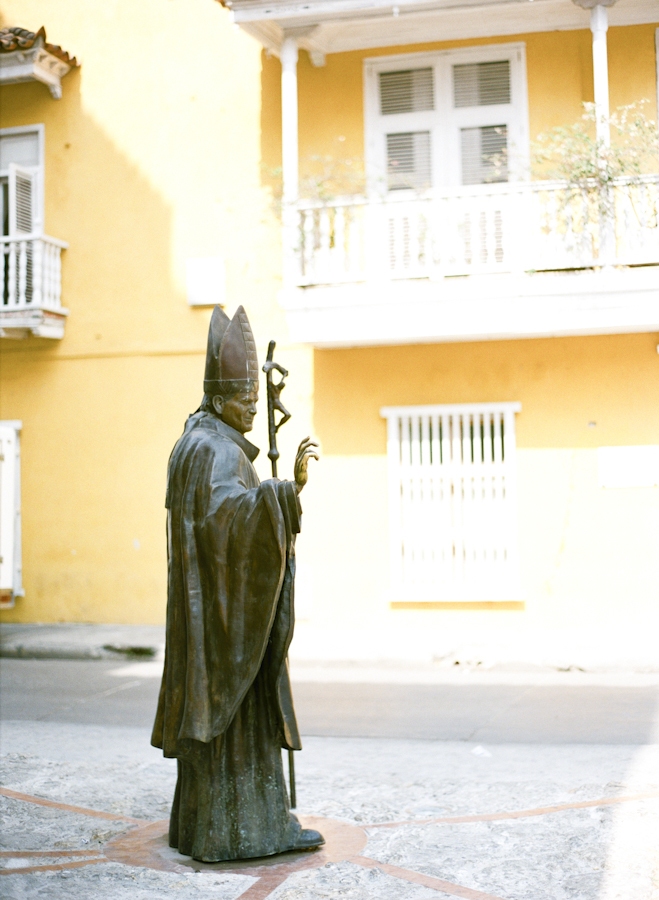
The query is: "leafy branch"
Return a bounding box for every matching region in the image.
[533,101,659,188]
[263,155,366,218]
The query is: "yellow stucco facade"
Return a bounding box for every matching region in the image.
[1,0,658,665]
[0,0,298,622]
[261,23,659,187]
[305,334,659,626]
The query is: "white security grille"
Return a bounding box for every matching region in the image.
[381,403,521,601]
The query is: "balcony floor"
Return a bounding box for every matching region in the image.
[280,265,659,347]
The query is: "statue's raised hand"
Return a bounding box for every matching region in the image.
[294,437,319,492]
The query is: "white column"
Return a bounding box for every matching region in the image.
[281,35,299,204]
[591,4,610,146]
[280,34,299,286]
[573,0,616,146]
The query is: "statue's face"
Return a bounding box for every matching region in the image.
[215,388,259,434]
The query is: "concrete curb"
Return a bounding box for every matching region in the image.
[0,645,162,661]
[0,624,165,662]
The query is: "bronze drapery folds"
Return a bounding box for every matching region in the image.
[152,305,321,862]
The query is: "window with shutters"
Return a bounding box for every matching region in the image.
[380,403,521,602]
[364,45,528,193]
[0,126,44,306]
[0,421,23,608]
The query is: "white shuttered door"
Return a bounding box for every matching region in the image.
[8,164,37,304]
[8,164,35,237]
[381,402,521,601]
[0,422,22,604]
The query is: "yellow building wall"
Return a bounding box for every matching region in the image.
[276,23,658,185]
[2,2,657,639]
[300,333,659,646]
[261,24,659,657]
[0,0,310,623]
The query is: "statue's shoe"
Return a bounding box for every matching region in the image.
[286,827,325,852]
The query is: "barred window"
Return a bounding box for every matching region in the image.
[380,402,521,601]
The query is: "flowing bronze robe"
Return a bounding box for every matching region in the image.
[151,411,302,861]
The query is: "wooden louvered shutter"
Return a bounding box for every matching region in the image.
[379,68,434,191]
[8,165,36,304]
[385,131,431,191]
[452,61,511,185]
[8,164,35,238]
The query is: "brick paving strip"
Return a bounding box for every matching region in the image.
[0,787,151,876]
[354,855,508,900]
[0,847,109,876]
[368,790,659,828]
[0,787,149,824]
[0,857,108,875]
[3,788,659,898]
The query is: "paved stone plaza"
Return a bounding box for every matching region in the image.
[1,626,658,899]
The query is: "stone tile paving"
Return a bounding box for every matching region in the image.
[1,724,658,900]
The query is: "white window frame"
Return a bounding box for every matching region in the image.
[0,124,45,235]
[364,44,529,194]
[0,421,23,608]
[655,29,659,140]
[380,402,521,603]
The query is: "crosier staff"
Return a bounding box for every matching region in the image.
[262,340,297,808]
[263,340,291,479]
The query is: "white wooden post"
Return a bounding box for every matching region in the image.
[318,207,331,278]
[572,0,618,262]
[17,241,27,305]
[573,0,616,146]
[281,34,299,287]
[7,242,17,307]
[591,4,611,147]
[333,204,346,276]
[32,239,43,307]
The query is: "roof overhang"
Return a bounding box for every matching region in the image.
[219,0,658,60]
[0,27,77,98]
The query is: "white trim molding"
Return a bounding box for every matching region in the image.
[226,0,659,57]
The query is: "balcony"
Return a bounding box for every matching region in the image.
[1,234,69,339]
[280,176,659,347]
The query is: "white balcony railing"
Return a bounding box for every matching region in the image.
[291,176,659,287]
[1,234,67,310]
[1,235,69,338]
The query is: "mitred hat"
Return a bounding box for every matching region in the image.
[203,305,259,394]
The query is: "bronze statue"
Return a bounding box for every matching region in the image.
[151,305,322,862]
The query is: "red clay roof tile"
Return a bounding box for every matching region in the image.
[0,26,78,67]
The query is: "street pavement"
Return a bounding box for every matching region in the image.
[1,624,658,899]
